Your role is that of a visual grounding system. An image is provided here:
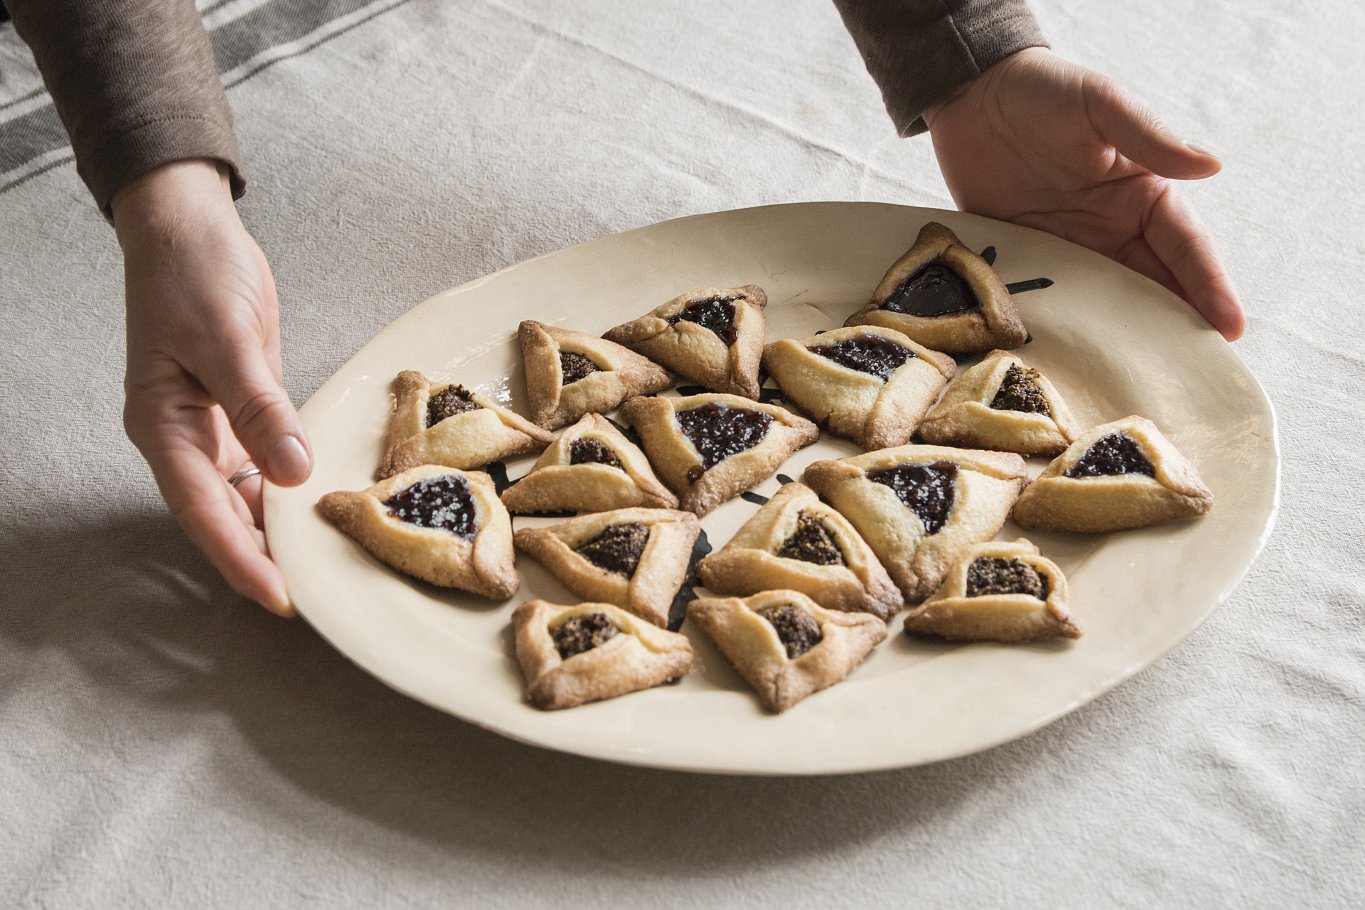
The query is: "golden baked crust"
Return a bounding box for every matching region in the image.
[843,222,1027,354]
[917,349,1081,456]
[500,413,678,514]
[317,465,517,599]
[762,325,955,450]
[686,590,887,713]
[518,320,674,430]
[513,508,701,627]
[377,370,554,479]
[621,393,820,516]
[904,539,1081,642]
[512,600,694,710]
[602,285,767,398]
[803,444,1028,603]
[1012,416,1214,532]
[697,483,903,620]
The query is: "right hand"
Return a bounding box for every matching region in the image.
[113,159,311,616]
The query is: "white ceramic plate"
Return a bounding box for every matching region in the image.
[265,202,1278,775]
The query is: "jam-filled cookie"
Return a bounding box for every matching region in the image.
[762,325,956,450]
[803,444,1029,602]
[1012,416,1214,532]
[917,349,1081,456]
[697,483,903,620]
[621,393,820,516]
[844,222,1027,354]
[513,600,694,710]
[518,320,674,430]
[318,465,517,599]
[500,414,677,514]
[378,371,554,478]
[603,285,767,398]
[514,508,701,627]
[904,539,1081,642]
[687,590,887,713]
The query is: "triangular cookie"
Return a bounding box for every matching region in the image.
[602,284,767,398]
[904,538,1082,642]
[687,589,887,713]
[518,320,674,430]
[318,465,517,599]
[917,349,1081,456]
[500,414,678,514]
[378,370,554,478]
[697,482,903,620]
[514,507,701,627]
[803,444,1029,602]
[1012,416,1213,532]
[621,393,820,516]
[762,325,956,450]
[844,222,1027,354]
[512,600,694,709]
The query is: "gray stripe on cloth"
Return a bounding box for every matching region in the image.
[0,0,411,197]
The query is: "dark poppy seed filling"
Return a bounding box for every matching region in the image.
[552,612,619,660]
[575,522,649,576]
[867,461,959,535]
[990,364,1051,415]
[880,259,978,317]
[775,512,845,565]
[1065,433,1155,478]
[966,557,1049,599]
[568,438,622,469]
[807,335,915,381]
[559,351,601,385]
[426,385,481,427]
[677,403,774,483]
[384,474,477,538]
[666,296,740,346]
[756,604,823,659]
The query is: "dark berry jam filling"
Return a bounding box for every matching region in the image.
[676,403,773,483]
[867,461,959,535]
[384,474,477,538]
[666,295,740,345]
[807,335,915,381]
[1065,433,1155,478]
[880,259,978,317]
[569,438,622,469]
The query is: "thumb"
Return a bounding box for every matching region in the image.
[197,343,313,486]
[1085,74,1221,179]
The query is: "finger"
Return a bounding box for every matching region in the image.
[1113,236,1184,300]
[145,437,296,616]
[192,342,313,487]
[1145,185,1246,340]
[235,473,265,527]
[1084,73,1221,180]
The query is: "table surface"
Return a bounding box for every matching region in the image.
[1,1,1360,907]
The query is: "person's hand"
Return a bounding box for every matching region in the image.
[113,159,311,616]
[924,47,1244,340]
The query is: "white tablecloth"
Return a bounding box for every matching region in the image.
[2,1,1361,906]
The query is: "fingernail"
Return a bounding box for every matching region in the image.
[266,434,311,485]
[1185,141,1220,159]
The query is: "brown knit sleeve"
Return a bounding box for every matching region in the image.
[8,0,245,216]
[832,0,1047,136]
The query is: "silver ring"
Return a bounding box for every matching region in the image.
[227,463,263,488]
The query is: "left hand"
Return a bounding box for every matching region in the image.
[925,47,1244,340]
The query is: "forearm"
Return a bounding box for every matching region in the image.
[8,0,244,216]
[832,0,1047,136]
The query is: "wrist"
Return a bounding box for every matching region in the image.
[112,159,239,250]
[923,47,1051,131]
